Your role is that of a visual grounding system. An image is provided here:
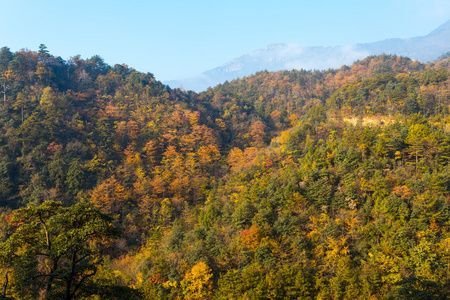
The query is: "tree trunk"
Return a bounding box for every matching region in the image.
[65,252,77,300]
[44,260,57,300]
[415,149,418,173]
[2,271,8,296]
[2,81,5,104]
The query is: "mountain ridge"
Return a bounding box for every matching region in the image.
[165,19,450,92]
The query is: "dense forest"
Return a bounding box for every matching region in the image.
[1,44,450,299]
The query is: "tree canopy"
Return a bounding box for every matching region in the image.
[0,45,450,298]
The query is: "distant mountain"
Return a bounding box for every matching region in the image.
[165,20,450,92]
[358,19,450,62]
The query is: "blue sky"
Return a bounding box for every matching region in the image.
[1,0,450,81]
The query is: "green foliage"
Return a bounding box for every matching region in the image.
[1,46,450,299]
[0,201,118,299]
[387,276,449,300]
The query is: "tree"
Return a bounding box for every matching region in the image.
[388,276,449,300]
[181,261,213,300]
[1,70,15,104]
[405,123,434,171]
[0,201,118,300]
[40,86,57,108]
[0,47,13,103]
[38,44,50,61]
[35,61,52,84]
[0,47,13,73]
[13,92,30,123]
[89,176,129,214]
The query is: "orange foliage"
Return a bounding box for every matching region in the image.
[144,140,158,164]
[90,175,129,213]
[46,142,63,154]
[250,121,266,147]
[240,223,261,250]
[148,273,165,284]
[197,145,220,166]
[392,185,412,199]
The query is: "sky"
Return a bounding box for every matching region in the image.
[1,0,450,81]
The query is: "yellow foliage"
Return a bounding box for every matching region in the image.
[368,251,402,284]
[360,178,374,194]
[163,280,178,289]
[280,130,291,143]
[326,151,334,165]
[227,147,244,170]
[135,167,146,179]
[395,73,409,79]
[3,70,15,80]
[130,272,144,290]
[215,118,226,130]
[286,192,308,213]
[35,61,50,80]
[159,198,172,225]
[181,261,213,300]
[189,112,199,126]
[40,86,56,107]
[0,267,15,299]
[124,145,142,167]
[198,145,220,165]
[288,113,298,126]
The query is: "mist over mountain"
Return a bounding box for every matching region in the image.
[358,19,450,61]
[165,19,450,92]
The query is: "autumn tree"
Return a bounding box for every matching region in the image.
[89,176,129,214]
[40,86,57,108]
[181,261,213,300]
[0,70,16,105]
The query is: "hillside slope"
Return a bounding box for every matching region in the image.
[1,47,450,298]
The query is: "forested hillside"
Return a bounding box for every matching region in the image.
[1,45,450,299]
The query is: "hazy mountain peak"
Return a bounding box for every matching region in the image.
[429,19,450,36]
[165,19,450,92]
